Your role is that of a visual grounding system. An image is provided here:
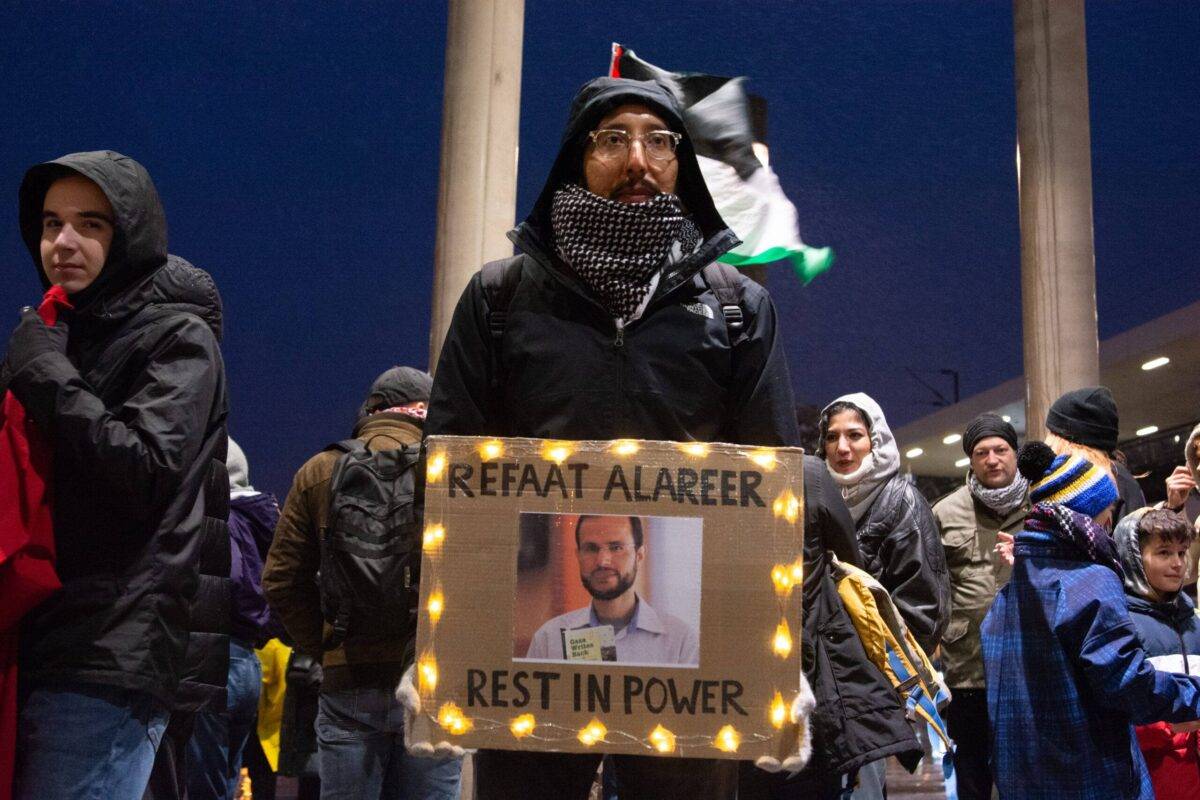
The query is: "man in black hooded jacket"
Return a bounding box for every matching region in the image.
[2,151,229,800]
[425,77,920,800]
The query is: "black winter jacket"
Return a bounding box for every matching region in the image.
[429,77,920,789]
[9,151,230,707]
[856,474,950,654]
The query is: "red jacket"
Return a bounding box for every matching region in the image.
[0,287,69,800]
[1136,721,1200,800]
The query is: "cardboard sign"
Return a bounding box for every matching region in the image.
[410,436,805,761]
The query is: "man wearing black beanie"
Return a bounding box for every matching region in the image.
[932,412,1027,800]
[1045,386,1146,524]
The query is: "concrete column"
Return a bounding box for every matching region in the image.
[429,0,525,369]
[1013,0,1100,440]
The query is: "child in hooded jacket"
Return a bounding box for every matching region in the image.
[981,442,1200,800]
[1114,508,1200,800]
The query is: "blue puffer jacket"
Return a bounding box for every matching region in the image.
[981,504,1200,800]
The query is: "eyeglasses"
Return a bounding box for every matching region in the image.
[579,542,632,557]
[588,129,682,162]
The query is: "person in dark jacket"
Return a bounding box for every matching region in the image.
[3,151,228,800]
[982,443,1200,800]
[817,392,949,798]
[422,76,919,800]
[1114,508,1200,800]
[186,438,282,800]
[265,367,461,800]
[1045,385,1146,524]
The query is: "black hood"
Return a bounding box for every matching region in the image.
[514,77,734,254]
[20,150,168,313]
[80,252,223,342]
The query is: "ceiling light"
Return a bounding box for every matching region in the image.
[905,447,924,459]
[1136,425,1159,437]
[942,434,961,445]
[1141,356,1170,371]
[1001,415,1012,423]
[955,457,970,468]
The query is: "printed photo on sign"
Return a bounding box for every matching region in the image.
[513,512,702,668]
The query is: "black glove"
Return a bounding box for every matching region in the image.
[4,307,69,378]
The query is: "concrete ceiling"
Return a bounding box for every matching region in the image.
[894,300,1200,477]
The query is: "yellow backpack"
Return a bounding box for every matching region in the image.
[828,554,953,752]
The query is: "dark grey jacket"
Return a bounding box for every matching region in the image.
[857,474,951,654]
[9,151,230,707]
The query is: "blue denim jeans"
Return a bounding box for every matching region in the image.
[186,639,263,799]
[316,686,461,800]
[15,683,169,800]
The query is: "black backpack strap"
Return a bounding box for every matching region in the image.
[480,255,525,389]
[325,438,367,456]
[701,262,746,336]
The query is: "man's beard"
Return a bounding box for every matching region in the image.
[582,566,637,601]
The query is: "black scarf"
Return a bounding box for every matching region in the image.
[551,183,701,321]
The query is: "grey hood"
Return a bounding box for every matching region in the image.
[1114,507,1155,600]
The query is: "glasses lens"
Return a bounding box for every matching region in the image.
[593,130,629,158]
[644,132,677,161]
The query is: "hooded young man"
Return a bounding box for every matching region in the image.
[932,413,1027,800]
[425,77,921,800]
[2,151,229,800]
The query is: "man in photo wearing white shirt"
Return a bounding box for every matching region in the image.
[525,514,698,666]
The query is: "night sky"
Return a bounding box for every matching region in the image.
[2,2,1197,499]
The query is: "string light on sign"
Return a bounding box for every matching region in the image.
[612,439,640,456]
[541,441,573,465]
[426,452,447,482]
[714,724,742,753]
[577,719,608,747]
[437,702,473,735]
[417,653,439,695]
[789,558,803,585]
[422,523,446,552]
[772,490,801,524]
[478,439,505,460]
[772,619,793,658]
[648,724,677,754]
[509,713,537,739]
[748,449,778,471]
[771,564,794,597]
[678,442,710,458]
[426,586,444,625]
[769,692,789,730]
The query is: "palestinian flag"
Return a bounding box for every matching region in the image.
[610,44,833,283]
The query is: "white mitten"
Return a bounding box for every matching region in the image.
[397,665,469,759]
[754,672,816,776]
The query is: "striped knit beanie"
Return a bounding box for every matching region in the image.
[1017,441,1118,518]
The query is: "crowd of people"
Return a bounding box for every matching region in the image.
[2,75,1199,800]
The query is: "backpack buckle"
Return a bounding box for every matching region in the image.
[722,305,744,331]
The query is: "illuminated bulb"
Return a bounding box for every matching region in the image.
[479,439,504,460]
[542,442,572,465]
[771,564,793,596]
[417,654,438,694]
[789,559,803,585]
[772,619,793,658]
[612,439,639,456]
[748,449,777,470]
[648,724,677,754]
[577,719,607,746]
[772,491,801,524]
[714,724,742,753]
[426,453,447,482]
[422,524,446,551]
[437,702,473,735]
[426,587,444,624]
[510,713,536,738]
[942,434,961,445]
[955,457,970,469]
[679,442,709,457]
[769,691,788,729]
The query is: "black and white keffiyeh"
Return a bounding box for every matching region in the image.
[552,183,701,321]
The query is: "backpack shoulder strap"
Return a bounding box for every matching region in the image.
[480,255,525,389]
[701,262,745,334]
[325,438,367,456]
